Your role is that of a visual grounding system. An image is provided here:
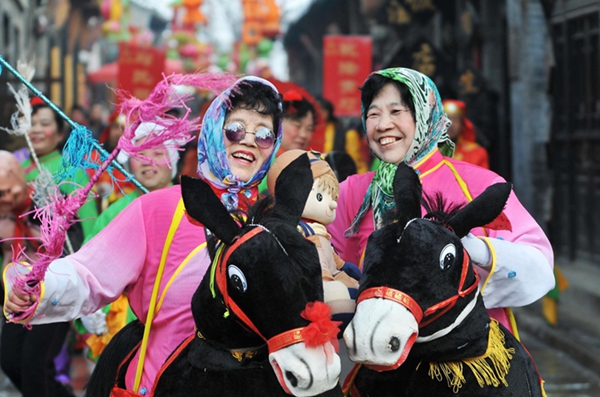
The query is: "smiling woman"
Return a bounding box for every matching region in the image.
[21,101,98,239]
[4,75,287,396]
[364,83,416,165]
[328,67,555,340]
[224,108,275,182]
[279,91,317,153]
[197,77,283,210]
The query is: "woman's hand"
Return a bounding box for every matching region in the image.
[4,289,37,315]
[80,309,108,335]
[461,233,492,269]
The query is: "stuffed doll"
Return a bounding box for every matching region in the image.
[268,149,361,331]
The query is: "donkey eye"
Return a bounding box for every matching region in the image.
[227,265,247,292]
[439,244,456,270]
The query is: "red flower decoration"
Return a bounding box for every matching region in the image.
[283,90,303,102]
[483,211,512,232]
[300,301,342,351]
[30,96,45,106]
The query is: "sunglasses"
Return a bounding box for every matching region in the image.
[223,122,276,149]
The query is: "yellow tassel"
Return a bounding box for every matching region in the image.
[428,320,515,393]
[196,328,257,362]
[555,265,570,292]
[542,296,558,326]
[428,361,466,393]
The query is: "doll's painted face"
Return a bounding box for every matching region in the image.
[302,177,338,226]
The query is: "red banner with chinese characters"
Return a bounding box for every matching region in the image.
[117,43,166,101]
[323,36,372,117]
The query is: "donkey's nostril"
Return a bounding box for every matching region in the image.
[388,337,400,352]
[285,371,298,387]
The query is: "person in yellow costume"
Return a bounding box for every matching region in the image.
[317,96,370,174]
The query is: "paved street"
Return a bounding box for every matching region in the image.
[0,348,89,397]
[521,329,600,397]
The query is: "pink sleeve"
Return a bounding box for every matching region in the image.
[14,198,151,324]
[59,198,149,312]
[473,176,553,266]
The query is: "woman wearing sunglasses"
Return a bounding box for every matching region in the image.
[5,76,283,396]
[204,88,280,209]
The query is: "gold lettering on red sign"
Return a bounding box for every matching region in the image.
[339,42,358,57]
[132,70,154,85]
[338,97,359,112]
[338,61,360,75]
[133,88,151,99]
[339,79,358,94]
[134,52,154,67]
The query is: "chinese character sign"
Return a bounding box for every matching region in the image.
[323,36,372,117]
[118,43,166,101]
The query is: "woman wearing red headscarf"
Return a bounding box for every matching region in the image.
[442,99,489,169]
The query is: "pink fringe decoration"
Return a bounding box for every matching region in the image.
[10,182,89,323]
[8,71,236,325]
[116,73,237,168]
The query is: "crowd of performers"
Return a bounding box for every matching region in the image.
[0,64,553,396]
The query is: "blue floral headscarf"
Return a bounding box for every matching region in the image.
[197,76,282,211]
[346,68,454,236]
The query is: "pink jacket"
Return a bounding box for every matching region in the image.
[10,186,209,393]
[328,149,554,330]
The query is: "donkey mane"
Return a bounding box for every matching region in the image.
[421,192,465,225]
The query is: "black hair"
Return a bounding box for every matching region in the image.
[325,151,357,183]
[360,74,416,121]
[71,104,88,117]
[32,103,65,133]
[166,107,183,118]
[282,96,317,124]
[228,80,283,131]
[316,95,337,124]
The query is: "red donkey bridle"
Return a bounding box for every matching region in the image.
[356,248,480,330]
[210,226,339,354]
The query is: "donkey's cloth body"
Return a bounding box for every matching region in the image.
[343,163,545,396]
[152,154,343,397]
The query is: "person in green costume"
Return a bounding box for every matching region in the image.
[2,99,88,397]
[21,99,99,241]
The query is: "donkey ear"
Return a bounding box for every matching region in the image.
[446,183,512,238]
[272,153,313,225]
[180,175,241,245]
[393,163,423,229]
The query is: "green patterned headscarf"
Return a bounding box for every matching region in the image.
[345,68,454,236]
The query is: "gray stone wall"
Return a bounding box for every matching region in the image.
[507,0,553,231]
